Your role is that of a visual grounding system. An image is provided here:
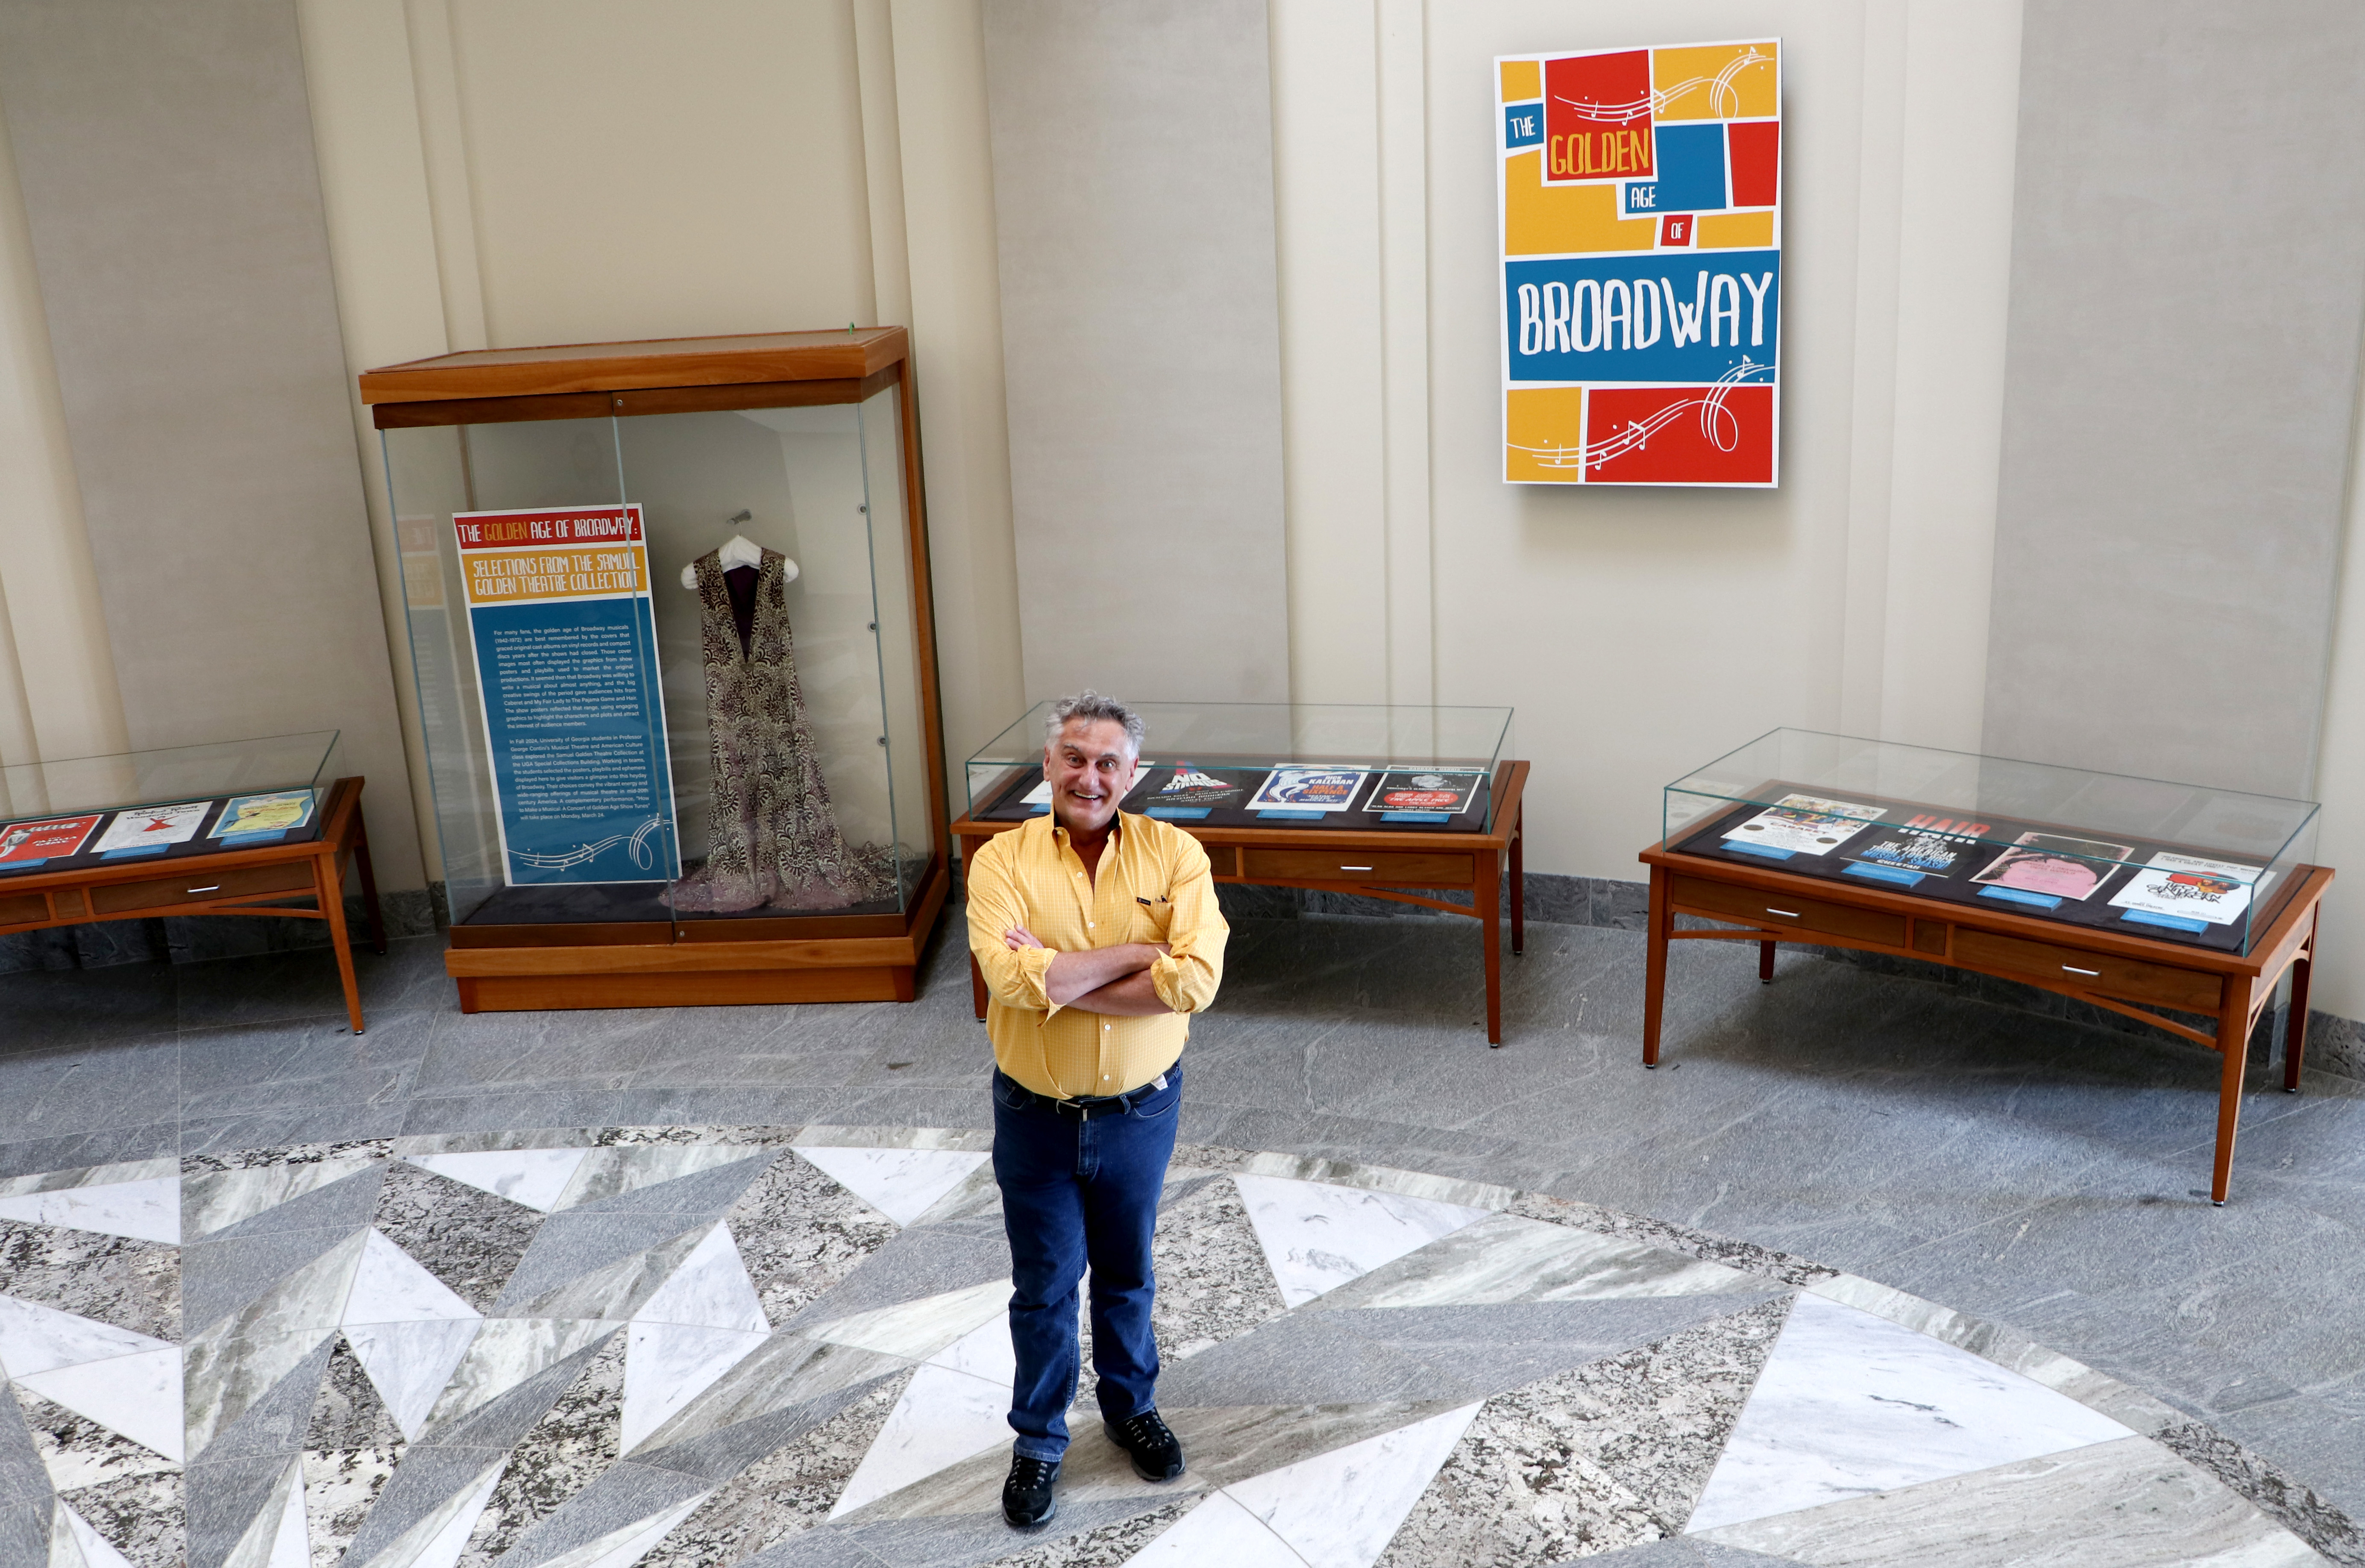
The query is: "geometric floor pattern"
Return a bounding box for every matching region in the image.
[0,1128,2327,1568]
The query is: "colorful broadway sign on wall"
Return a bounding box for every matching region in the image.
[1497,40,1781,486]
[454,504,680,886]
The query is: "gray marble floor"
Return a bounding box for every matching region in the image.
[1,905,2362,1564]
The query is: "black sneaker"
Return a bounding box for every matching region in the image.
[1103,1409,1185,1481]
[1003,1453,1060,1527]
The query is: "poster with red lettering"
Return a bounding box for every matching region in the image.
[1499,40,1782,486]
[0,813,102,870]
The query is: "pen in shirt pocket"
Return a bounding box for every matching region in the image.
[1136,895,1169,906]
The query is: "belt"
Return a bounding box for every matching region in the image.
[999,1070,1171,1121]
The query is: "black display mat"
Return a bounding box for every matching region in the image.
[460,871,904,927]
[0,796,326,879]
[973,762,1494,833]
[1673,792,2280,956]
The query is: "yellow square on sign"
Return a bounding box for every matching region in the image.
[1499,59,1540,102]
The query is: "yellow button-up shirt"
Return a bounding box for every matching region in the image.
[966,811,1227,1099]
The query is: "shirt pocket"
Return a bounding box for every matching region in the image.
[1128,898,1174,946]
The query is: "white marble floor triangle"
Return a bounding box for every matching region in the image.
[222,1456,308,1568]
[790,1145,991,1227]
[632,1222,766,1332]
[405,1149,588,1214]
[1684,1292,2136,1534]
[53,1500,139,1568]
[619,1321,770,1455]
[183,1157,381,1240]
[1223,1399,1483,1568]
[828,1319,1018,1520]
[531,1491,713,1568]
[1231,1175,1494,1308]
[345,1319,483,1441]
[0,1175,179,1244]
[353,1454,505,1568]
[807,1277,1011,1362]
[1312,1212,1765,1310]
[0,1292,175,1378]
[1124,1491,1306,1568]
[344,1230,481,1327]
[15,1345,185,1462]
[550,1145,764,1212]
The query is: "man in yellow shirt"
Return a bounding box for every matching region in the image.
[965,691,1227,1528]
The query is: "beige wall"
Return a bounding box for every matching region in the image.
[13,0,2365,1025]
[293,0,1024,877]
[1276,0,2025,881]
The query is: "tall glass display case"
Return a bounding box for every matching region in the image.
[361,329,947,1010]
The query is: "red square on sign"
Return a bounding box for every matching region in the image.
[1584,385,1774,484]
[1542,50,1654,182]
[1727,120,1779,207]
[1659,214,1694,247]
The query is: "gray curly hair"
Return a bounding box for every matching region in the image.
[1045,690,1144,757]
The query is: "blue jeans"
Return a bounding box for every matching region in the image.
[992,1064,1182,1460]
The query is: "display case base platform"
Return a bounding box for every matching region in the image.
[443,855,950,1013]
[0,775,387,1032]
[953,761,1528,1043]
[1638,841,2333,1205]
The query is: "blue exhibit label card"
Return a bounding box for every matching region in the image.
[1257,809,1327,821]
[1844,863,1925,887]
[1724,840,1794,860]
[1979,885,2062,910]
[2121,908,2209,934]
[217,830,289,847]
[457,504,681,888]
[0,859,45,872]
[1381,810,1452,823]
[1146,807,1211,820]
[101,846,169,860]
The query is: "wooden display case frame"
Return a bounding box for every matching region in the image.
[361,329,950,1011]
[1639,837,2332,1206]
[953,760,1529,1042]
[0,776,386,1031]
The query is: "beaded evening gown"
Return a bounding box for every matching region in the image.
[669,547,891,913]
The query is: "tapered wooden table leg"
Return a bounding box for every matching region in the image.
[1758,941,1775,984]
[1643,865,1670,1066]
[322,851,365,1035]
[2212,977,2253,1205]
[1481,850,1503,1045]
[1509,805,1525,955]
[2284,913,2316,1092]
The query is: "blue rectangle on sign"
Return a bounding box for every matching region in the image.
[1844,863,1924,887]
[1632,122,1727,213]
[1506,251,1778,386]
[1503,103,1543,150]
[2121,909,2210,933]
[1382,811,1452,823]
[1979,885,2062,910]
[1146,807,1211,820]
[102,846,168,860]
[1257,810,1326,821]
[1723,840,1793,860]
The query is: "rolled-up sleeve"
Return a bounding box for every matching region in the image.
[1149,833,1227,1015]
[965,838,1061,1018]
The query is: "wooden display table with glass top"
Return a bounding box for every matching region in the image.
[0,734,386,1032]
[1641,729,2330,1205]
[952,702,1528,1043]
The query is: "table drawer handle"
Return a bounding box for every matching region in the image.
[186,885,221,894]
[1764,907,1800,919]
[2062,965,2100,977]
[1339,865,1373,872]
